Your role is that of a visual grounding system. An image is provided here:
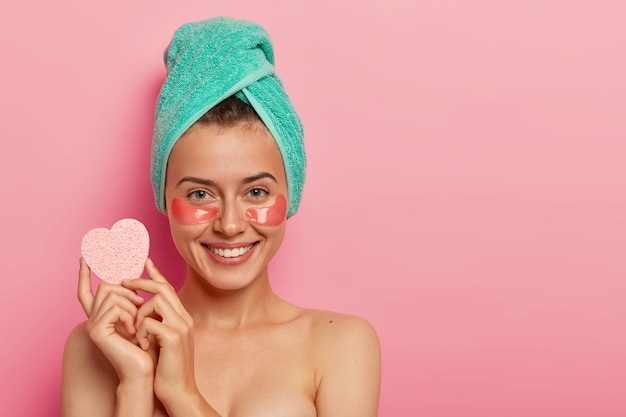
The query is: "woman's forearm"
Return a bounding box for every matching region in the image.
[160,389,222,417]
[114,377,154,417]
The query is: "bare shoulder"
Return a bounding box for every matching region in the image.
[63,320,111,371]
[299,309,381,416]
[62,321,117,417]
[64,321,92,354]
[277,304,380,361]
[304,309,380,351]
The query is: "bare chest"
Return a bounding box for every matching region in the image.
[166,326,318,417]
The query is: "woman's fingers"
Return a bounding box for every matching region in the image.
[89,301,138,340]
[90,283,145,322]
[123,259,189,319]
[77,258,94,315]
[135,294,191,330]
[80,256,146,339]
[87,302,156,379]
[89,292,142,336]
[79,257,145,319]
[135,316,178,350]
[76,259,158,381]
[135,317,158,351]
[145,258,168,282]
[120,259,194,352]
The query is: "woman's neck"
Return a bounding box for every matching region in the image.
[177,266,287,330]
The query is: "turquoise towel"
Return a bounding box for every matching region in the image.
[151,16,305,217]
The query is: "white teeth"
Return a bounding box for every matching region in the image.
[209,244,253,258]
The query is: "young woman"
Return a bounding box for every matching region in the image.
[62,17,381,417]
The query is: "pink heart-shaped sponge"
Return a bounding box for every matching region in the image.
[81,218,150,284]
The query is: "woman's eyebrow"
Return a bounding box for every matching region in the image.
[242,172,277,184]
[176,176,217,187]
[176,173,277,187]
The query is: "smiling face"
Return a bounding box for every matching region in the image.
[164,121,288,291]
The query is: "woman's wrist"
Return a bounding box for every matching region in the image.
[115,376,154,417]
[159,387,221,417]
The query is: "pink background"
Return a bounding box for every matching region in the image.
[1,1,625,416]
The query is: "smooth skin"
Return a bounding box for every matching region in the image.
[61,122,381,417]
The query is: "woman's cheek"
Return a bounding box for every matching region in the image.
[245,194,287,226]
[171,197,219,225]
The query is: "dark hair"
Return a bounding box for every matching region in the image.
[196,95,264,127]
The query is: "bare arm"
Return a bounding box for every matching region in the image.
[314,315,382,417]
[61,259,155,417]
[61,322,155,417]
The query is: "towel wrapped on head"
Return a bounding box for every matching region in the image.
[151,16,305,218]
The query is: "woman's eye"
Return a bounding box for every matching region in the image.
[189,190,212,200]
[247,188,268,199]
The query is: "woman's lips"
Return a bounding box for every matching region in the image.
[203,242,257,265]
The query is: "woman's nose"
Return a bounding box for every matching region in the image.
[212,198,246,236]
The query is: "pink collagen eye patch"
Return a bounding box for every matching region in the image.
[171,197,219,225]
[245,194,287,226]
[81,218,150,284]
